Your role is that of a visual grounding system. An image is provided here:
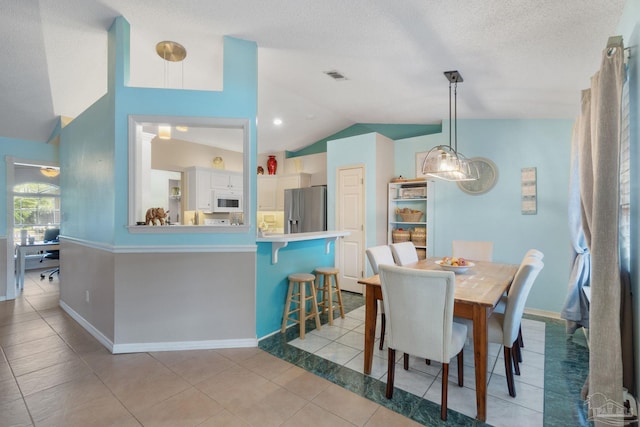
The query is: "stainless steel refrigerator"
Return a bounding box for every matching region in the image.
[284,186,327,233]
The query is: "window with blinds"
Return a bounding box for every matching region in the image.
[619,75,630,273]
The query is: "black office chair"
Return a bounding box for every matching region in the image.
[40,228,60,281]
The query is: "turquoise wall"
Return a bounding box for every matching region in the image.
[59,16,258,247]
[256,240,334,338]
[0,138,58,236]
[59,95,114,242]
[395,119,573,313]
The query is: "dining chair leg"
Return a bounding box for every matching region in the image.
[503,346,517,397]
[512,340,521,376]
[457,350,464,387]
[516,326,524,364]
[517,325,524,349]
[379,312,386,350]
[403,353,409,370]
[386,348,396,398]
[441,363,449,421]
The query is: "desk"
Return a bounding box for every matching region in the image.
[15,242,60,290]
[358,257,518,422]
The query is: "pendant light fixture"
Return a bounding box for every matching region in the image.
[40,167,60,178]
[157,125,172,140]
[155,41,188,140]
[422,71,477,182]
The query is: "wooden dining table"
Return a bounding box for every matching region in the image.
[357,257,518,422]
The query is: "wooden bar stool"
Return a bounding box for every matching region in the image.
[281,273,321,339]
[315,267,345,326]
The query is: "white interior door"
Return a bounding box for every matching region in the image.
[336,166,364,294]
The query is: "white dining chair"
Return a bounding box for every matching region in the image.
[366,245,395,274]
[451,240,494,262]
[379,264,466,421]
[524,248,544,260]
[366,245,396,350]
[487,257,544,397]
[496,248,545,368]
[390,242,419,266]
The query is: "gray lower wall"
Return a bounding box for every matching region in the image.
[60,240,116,341]
[114,251,256,344]
[59,239,257,351]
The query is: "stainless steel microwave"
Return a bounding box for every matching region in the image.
[211,190,243,213]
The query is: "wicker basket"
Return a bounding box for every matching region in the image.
[392,229,411,243]
[398,211,423,222]
[416,248,427,260]
[411,228,426,246]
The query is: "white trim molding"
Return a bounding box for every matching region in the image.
[60,300,115,352]
[112,338,257,354]
[524,308,561,320]
[61,236,257,254]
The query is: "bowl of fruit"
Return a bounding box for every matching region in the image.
[435,256,475,273]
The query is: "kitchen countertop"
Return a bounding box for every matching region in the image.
[256,230,350,263]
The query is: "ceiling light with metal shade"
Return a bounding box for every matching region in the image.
[40,167,60,178]
[155,41,188,140]
[422,71,478,182]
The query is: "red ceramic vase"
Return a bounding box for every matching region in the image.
[267,155,277,175]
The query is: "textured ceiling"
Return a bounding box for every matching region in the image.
[0,0,627,153]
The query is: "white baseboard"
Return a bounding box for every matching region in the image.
[524,308,561,319]
[112,338,257,354]
[59,300,115,352]
[59,300,257,354]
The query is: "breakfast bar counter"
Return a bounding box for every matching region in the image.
[255,230,349,338]
[256,230,350,264]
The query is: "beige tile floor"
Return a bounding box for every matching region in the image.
[1,269,422,427]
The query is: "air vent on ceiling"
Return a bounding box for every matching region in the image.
[324,70,348,81]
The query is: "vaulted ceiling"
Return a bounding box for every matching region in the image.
[0,0,626,154]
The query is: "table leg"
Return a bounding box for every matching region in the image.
[363,286,378,375]
[472,306,488,422]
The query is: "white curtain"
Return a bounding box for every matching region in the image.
[569,39,625,424]
[561,120,591,332]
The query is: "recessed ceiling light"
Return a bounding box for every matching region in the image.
[273,118,283,126]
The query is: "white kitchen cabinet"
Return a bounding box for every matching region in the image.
[258,176,278,210]
[257,173,311,211]
[211,170,243,190]
[186,167,213,211]
[387,180,434,259]
[186,167,244,211]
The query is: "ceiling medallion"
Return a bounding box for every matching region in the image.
[155,41,187,62]
[40,167,60,178]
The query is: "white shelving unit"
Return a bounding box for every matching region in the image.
[387,180,434,258]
